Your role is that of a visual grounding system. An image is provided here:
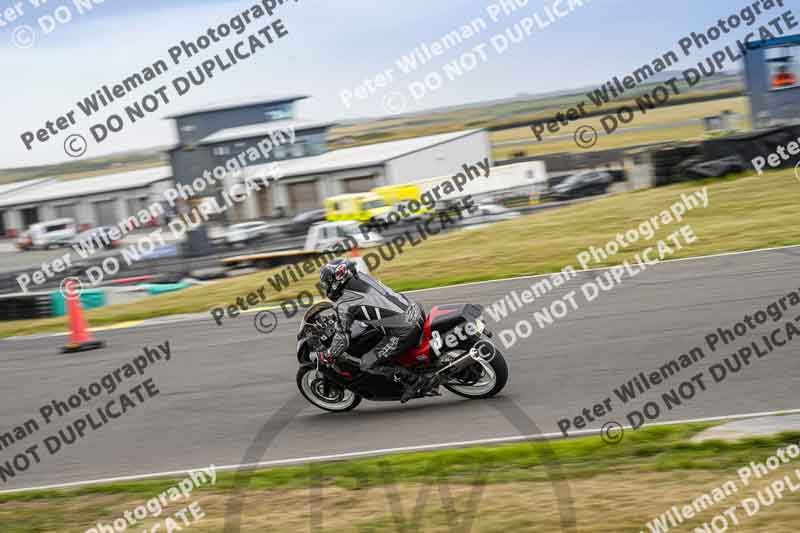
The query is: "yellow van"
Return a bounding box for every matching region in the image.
[373,184,432,215]
[324,193,390,222]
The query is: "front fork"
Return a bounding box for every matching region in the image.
[309,351,362,387]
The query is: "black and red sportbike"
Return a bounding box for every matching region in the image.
[295,301,508,412]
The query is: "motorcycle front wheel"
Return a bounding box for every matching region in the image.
[296,367,362,412]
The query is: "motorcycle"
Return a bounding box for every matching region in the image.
[295,301,508,412]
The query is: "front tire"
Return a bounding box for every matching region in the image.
[296,367,362,412]
[444,351,508,399]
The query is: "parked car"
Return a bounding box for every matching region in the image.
[221,221,384,269]
[675,155,747,181]
[464,203,521,224]
[16,218,77,251]
[288,208,326,235]
[57,226,121,250]
[543,170,613,201]
[224,221,274,247]
[305,220,383,251]
[15,231,32,251]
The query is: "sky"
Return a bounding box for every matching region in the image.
[0,0,797,167]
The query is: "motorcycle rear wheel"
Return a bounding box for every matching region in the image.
[297,367,362,412]
[443,352,508,399]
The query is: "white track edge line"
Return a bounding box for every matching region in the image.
[3,407,800,495]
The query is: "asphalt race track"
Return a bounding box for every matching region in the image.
[1,246,799,491]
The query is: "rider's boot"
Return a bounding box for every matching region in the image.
[399,373,423,403]
[397,369,439,403]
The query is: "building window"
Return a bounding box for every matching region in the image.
[212,146,231,156]
[767,45,800,91]
[290,143,305,158]
[264,108,292,121]
[274,145,288,159]
[127,197,150,218]
[21,207,39,227]
[306,143,326,156]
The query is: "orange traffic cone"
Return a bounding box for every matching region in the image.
[61,280,105,353]
[350,246,369,273]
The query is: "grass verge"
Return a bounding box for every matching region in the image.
[491,96,750,159]
[1,168,798,339]
[489,97,749,144]
[2,423,800,531]
[492,123,706,160]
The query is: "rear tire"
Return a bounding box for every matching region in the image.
[444,352,508,400]
[296,367,362,412]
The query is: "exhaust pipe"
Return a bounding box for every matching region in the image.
[436,349,479,376]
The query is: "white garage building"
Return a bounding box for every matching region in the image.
[237,129,491,218]
[0,129,493,236]
[0,167,173,237]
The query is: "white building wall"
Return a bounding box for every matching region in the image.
[384,130,491,185]
[273,178,288,210]
[0,179,175,233]
[75,201,95,227]
[3,210,20,236]
[408,160,546,202]
[243,192,258,219]
[115,197,128,223]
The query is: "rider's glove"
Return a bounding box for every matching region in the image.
[317,350,335,366]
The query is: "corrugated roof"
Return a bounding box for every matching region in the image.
[243,129,484,180]
[0,167,172,208]
[0,130,484,208]
[197,119,337,146]
[165,95,309,119]
[0,178,55,198]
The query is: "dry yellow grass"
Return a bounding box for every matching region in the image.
[492,124,707,159]
[330,93,745,152]
[2,424,797,531]
[490,97,752,159]
[3,467,798,532]
[490,96,749,143]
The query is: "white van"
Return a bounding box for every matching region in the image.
[305,221,383,252]
[17,218,78,251]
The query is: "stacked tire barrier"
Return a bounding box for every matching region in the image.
[652,124,800,186]
[0,293,52,321]
[0,253,215,296]
[702,125,800,165]
[651,144,704,186]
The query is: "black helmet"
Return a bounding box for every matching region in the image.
[319,258,355,301]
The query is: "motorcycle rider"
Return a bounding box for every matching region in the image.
[318,258,435,403]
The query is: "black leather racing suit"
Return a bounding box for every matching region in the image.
[328,271,424,377]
